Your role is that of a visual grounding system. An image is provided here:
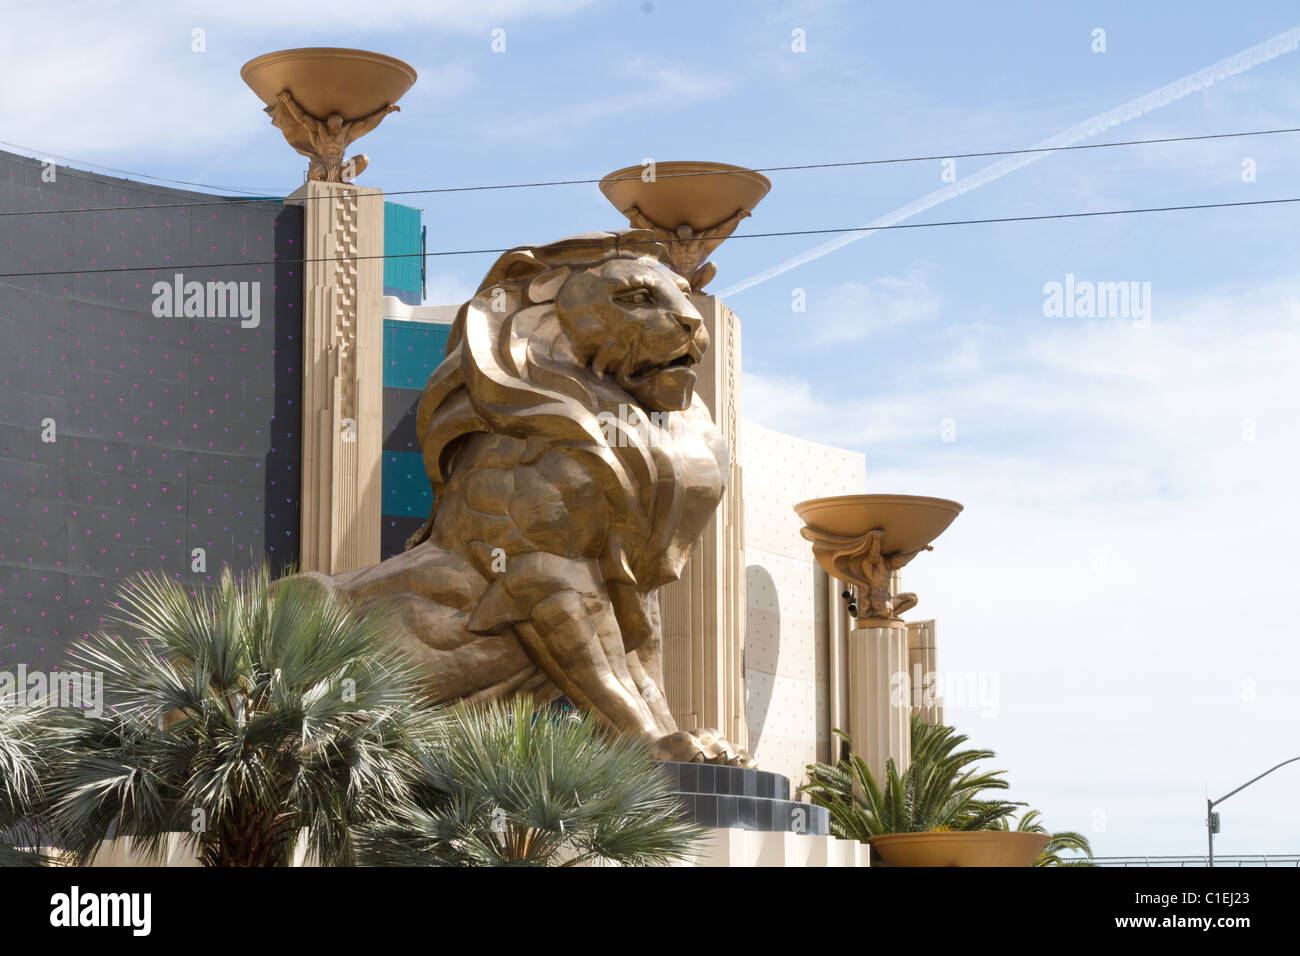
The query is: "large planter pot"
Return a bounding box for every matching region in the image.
[868,831,1050,867]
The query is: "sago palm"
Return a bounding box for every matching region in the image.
[356,696,704,867]
[803,715,1023,838]
[993,809,1094,866]
[38,566,439,866]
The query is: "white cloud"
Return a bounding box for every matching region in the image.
[744,368,927,446]
[0,0,595,160]
[198,0,601,31]
[799,268,941,346]
[423,273,476,307]
[472,59,735,146]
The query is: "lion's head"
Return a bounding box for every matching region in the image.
[552,252,707,413]
[405,230,727,553]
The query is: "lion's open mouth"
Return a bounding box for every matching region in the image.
[630,343,700,378]
[615,342,703,407]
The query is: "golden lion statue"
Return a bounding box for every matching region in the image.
[309,230,752,766]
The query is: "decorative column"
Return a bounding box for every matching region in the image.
[907,618,944,725]
[240,47,414,574]
[851,621,911,781]
[795,495,962,780]
[290,181,385,573]
[657,294,746,743]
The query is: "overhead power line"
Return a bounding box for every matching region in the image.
[1,194,1295,281]
[1,125,1297,220]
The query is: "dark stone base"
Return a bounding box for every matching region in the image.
[657,761,828,836]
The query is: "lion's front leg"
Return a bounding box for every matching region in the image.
[625,635,677,736]
[469,553,662,741]
[608,583,678,736]
[621,589,756,767]
[515,591,663,740]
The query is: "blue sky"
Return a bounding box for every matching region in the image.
[3,0,1299,858]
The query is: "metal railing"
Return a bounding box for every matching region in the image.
[1092,854,1300,867]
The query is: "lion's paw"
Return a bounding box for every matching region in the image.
[650,729,756,768]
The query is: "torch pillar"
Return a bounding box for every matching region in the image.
[794,494,963,781]
[849,619,912,780]
[289,181,384,573]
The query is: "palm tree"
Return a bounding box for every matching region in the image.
[993,809,1094,866]
[0,707,46,866]
[802,715,1023,839]
[38,566,439,866]
[356,696,704,867]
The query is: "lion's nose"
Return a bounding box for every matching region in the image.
[675,308,703,338]
[679,311,708,360]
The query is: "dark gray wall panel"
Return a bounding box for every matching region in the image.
[0,150,301,672]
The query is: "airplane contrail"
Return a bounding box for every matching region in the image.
[718,25,1300,298]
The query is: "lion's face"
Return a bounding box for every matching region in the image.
[553,257,708,412]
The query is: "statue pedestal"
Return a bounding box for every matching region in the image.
[658,761,827,835]
[848,620,911,780]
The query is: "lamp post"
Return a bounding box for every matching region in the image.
[1206,755,1300,866]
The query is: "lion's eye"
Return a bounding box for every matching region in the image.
[616,287,654,306]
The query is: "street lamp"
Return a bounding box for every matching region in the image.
[1206,755,1300,866]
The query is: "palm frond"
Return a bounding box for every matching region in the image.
[804,715,1020,837]
[39,565,439,866]
[357,696,703,867]
[0,706,51,866]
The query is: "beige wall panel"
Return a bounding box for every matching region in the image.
[742,422,864,782]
